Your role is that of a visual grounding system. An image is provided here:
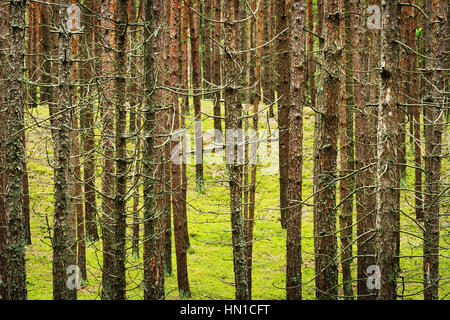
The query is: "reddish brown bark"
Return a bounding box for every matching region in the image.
[212,0,223,138]
[339,0,355,300]
[276,0,290,229]
[170,0,190,297]
[286,0,305,301]
[376,0,401,300]
[354,0,377,300]
[314,0,341,300]
[189,0,204,193]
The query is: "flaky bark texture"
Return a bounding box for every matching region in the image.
[223,0,249,301]
[80,0,99,242]
[354,0,377,300]
[100,0,117,300]
[407,0,423,222]
[0,2,9,300]
[143,0,164,300]
[171,0,191,298]
[110,0,128,300]
[376,0,401,300]
[422,0,445,300]
[286,0,305,301]
[314,0,341,300]
[53,0,76,300]
[339,0,355,300]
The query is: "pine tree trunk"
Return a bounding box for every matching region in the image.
[224,0,249,300]
[143,0,164,300]
[0,5,10,299]
[203,0,212,99]
[53,0,76,300]
[422,0,445,300]
[111,0,128,300]
[314,0,341,300]
[376,0,401,300]
[27,3,38,109]
[286,0,305,301]
[407,0,422,221]
[6,0,27,299]
[353,0,377,300]
[189,0,204,193]
[212,0,223,141]
[262,0,274,114]
[181,0,190,250]
[80,0,99,242]
[100,0,117,300]
[338,0,355,300]
[40,2,54,107]
[276,0,290,229]
[171,0,191,297]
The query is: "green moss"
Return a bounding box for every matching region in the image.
[22,99,450,300]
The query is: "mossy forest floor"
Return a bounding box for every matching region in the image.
[24,99,449,300]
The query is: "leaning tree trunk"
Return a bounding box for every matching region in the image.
[376,0,401,300]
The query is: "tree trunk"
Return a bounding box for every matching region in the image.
[276,0,290,229]
[53,0,77,300]
[100,0,118,300]
[202,0,212,99]
[376,0,401,300]
[422,0,445,300]
[189,0,204,193]
[314,0,341,300]
[212,0,223,142]
[6,0,27,300]
[353,0,377,300]
[111,0,128,300]
[80,0,99,242]
[407,0,422,221]
[339,0,355,300]
[171,0,191,297]
[224,0,249,300]
[27,3,38,109]
[0,4,10,299]
[286,0,305,301]
[181,0,190,250]
[143,0,165,300]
